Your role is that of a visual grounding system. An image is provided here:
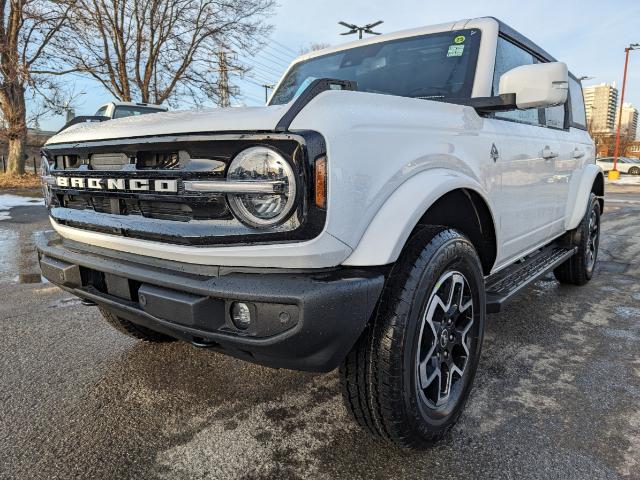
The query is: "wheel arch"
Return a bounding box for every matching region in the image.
[342,169,498,274]
[409,189,497,275]
[565,164,605,231]
[591,169,605,213]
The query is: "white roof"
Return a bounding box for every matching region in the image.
[294,17,496,63]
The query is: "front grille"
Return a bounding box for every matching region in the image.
[43,133,327,246]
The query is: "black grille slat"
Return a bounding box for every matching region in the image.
[90,153,130,170]
[139,201,193,222]
[136,152,180,169]
[60,193,229,222]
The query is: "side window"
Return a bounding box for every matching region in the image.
[95,106,107,116]
[569,78,587,129]
[492,37,540,126]
[544,104,566,129]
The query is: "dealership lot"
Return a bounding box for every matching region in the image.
[1,185,639,480]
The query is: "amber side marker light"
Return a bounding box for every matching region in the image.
[315,157,327,209]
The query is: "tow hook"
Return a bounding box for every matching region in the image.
[191,338,219,348]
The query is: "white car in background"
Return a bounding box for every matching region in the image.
[58,102,168,134]
[596,156,640,175]
[94,102,168,119]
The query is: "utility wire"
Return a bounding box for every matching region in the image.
[227,37,293,67]
[269,38,300,56]
[254,48,294,68]
[226,45,289,77]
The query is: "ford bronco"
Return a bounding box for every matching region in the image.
[37,17,603,448]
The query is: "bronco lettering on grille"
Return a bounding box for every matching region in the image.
[55,176,178,193]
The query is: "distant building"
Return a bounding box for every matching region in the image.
[0,128,55,173]
[626,140,640,159]
[584,83,618,133]
[617,103,638,140]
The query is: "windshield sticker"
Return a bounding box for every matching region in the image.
[454,35,466,44]
[447,45,465,57]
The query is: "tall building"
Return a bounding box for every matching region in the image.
[584,83,618,133]
[617,103,638,139]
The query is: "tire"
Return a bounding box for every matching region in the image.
[553,193,600,285]
[629,166,640,175]
[339,227,486,449]
[99,307,176,343]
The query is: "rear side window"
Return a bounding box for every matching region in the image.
[569,78,587,129]
[95,106,107,116]
[492,37,540,126]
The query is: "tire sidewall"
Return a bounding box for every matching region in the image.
[400,234,486,436]
[580,194,601,280]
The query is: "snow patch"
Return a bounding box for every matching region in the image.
[606,175,640,186]
[614,306,640,319]
[0,194,42,221]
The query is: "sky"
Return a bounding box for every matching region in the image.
[34,0,640,133]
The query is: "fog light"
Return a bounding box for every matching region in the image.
[231,302,251,330]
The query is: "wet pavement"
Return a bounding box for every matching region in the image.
[1,185,639,480]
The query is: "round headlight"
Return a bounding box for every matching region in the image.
[227,146,297,228]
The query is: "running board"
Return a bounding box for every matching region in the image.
[485,246,577,314]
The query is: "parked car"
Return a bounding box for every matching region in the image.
[94,101,168,119]
[58,102,168,134]
[596,156,640,175]
[38,17,602,449]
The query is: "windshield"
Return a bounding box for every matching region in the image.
[270,29,481,105]
[111,106,165,119]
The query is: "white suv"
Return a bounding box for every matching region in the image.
[38,17,602,449]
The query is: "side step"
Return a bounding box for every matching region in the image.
[485,246,577,314]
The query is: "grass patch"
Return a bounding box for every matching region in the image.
[0,173,42,190]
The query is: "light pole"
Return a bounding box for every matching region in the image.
[588,105,596,137]
[610,43,640,180]
[338,21,383,40]
[261,84,274,103]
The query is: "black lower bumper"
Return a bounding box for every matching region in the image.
[35,231,385,372]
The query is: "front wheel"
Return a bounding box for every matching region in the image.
[340,227,485,449]
[629,166,640,175]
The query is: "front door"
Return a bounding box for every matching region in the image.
[487,36,571,267]
[486,118,566,265]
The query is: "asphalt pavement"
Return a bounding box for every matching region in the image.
[1,184,639,480]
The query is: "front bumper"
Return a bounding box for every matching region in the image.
[35,231,384,372]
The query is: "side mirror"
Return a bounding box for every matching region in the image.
[499,62,568,109]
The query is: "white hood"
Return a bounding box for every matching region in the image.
[46,104,290,145]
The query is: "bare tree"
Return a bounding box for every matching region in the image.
[592,131,635,158]
[0,0,71,175]
[299,42,331,55]
[56,0,275,107]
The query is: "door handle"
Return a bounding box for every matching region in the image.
[542,146,558,160]
[571,147,585,159]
